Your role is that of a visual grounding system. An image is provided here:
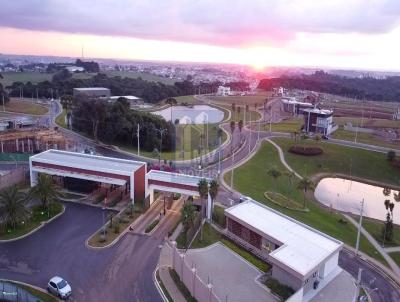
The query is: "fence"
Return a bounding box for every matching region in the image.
[0,281,43,302]
[0,167,29,191]
[172,242,221,302]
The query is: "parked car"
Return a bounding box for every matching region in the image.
[47,276,72,299]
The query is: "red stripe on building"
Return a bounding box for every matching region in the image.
[148,179,198,192]
[32,161,131,181]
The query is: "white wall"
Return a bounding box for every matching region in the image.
[321,252,339,278]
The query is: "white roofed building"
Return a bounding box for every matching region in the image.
[216,86,231,96]
[225,200,343,301]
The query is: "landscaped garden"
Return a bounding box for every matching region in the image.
[87,204,143,247]
[0,174,64,241]
[223,138,397,265]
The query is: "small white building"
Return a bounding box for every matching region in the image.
[225,200,344,302]
[65,66,85,73]
[217,86,231,96]
[303,107,337,135]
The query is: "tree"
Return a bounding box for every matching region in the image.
[284,170,295,188]
[238,119,244,139]
[231,103,236,117]
[181,202,196,231]
[0,186,30,230]
[383,199,395,242]
[209,179,219,216]
[383,187,391,197]
[297,178,315,209]
[30,174,61,218]
[267,167,281,198]
[198,178,209,201]
[237,106,241,121]
[387,150,396,162]
[165,97,177,122]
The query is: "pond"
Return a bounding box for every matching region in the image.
[153,105,224,124]
[314,177,400,224]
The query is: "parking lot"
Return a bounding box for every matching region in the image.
[185,243,277,302]
[0,202,163,302]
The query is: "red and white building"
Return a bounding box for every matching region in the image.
[30,150,213,218]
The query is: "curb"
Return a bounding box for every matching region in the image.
[85,209,144,250]
[0,279,61,301]
[0,205,65,243]
[153,266,171,302]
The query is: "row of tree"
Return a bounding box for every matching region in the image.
[72,97,175,151]
[258,70,400,102]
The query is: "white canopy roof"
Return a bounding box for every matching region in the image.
[225,200,342,277]
[147,170,210,187]
[31,149,144,176]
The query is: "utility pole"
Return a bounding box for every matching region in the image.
[156,128,167,165]
[230,150,234,188]
[218,135,222,175]
[355,199,364,255]
[257,118,261,141]
[137,124,140,156]
[2,95,4,112]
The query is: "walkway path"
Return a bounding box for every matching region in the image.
[343,214,400,277]
[158,266,186,302]
[385,246,400,253]
[265,138,400,278]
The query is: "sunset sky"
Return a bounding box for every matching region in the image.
[1,0,400,70]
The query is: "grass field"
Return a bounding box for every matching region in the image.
[272,137,400,186]
[209,90,270,106]
[124,123,228,161]
[224,140,388,265]
[331,128,400,150]
[389,252,400,267]
[55,109,67,128]
[333,117,400,128]
[3,281,58,302]
[261,117,303,132]
[5,100,48,115]
[0,72,53,86]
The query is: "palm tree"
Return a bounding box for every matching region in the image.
[209,179,219,216]
[30,174,62,218]
[0,186,31,230]
[394,191,400,202]
[238,119,244,140]
[237,106,241,121]
[383,199,395,243]
[284,170,295,188]
[198,178,209,202]
[383,187,391,197]
[297,178,315,209]
[181,202,196,232]
[230,120,236,153]
[267,167,281,198]
[231,103,236,119]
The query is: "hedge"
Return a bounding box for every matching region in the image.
[288,145,323,156]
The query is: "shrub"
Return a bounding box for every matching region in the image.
[108,194,122,207]
[212,205,226,228]
[145,219,160,233]
[173,193,181,200]
[265,278,295,301]
[93,192,105,204]
[289,145,323,156]
[387,150,396,162]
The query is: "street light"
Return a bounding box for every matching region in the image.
[156,128,167,165]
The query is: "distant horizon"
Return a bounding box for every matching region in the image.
[1,1,400,72]
[2,51,400,75]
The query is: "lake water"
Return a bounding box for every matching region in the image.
[314,177,400,224]
[153,105,224,124]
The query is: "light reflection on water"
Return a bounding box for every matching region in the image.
[153,105,224,124]
[314,178,400,224]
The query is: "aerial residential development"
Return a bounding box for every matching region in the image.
[1,1,400,302]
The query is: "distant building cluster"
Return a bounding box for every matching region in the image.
[72,87,143,106]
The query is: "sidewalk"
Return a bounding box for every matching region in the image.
[157,243,186,302]
[159,266,186,302]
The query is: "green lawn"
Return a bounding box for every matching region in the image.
[333,117,400,128]
[261,117,303,133]
[0,202,63,240]
[55,109,67,128]
[122,123,228,161]
[224,140,388,265]
[273,137,400,186]
[331,128,400,150]
[389,252,400,267]
[362,219,400,247]
[190,223,271,272]
[0,72,54,86]
[5,100,48,115]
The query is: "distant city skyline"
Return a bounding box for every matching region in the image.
[1,1,400,71]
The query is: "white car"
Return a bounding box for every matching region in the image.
[47,276,72,299]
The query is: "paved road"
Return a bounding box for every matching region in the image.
[340,250,400,302]
[0,203,163,302]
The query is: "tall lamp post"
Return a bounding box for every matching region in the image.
[156,128,167,165]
